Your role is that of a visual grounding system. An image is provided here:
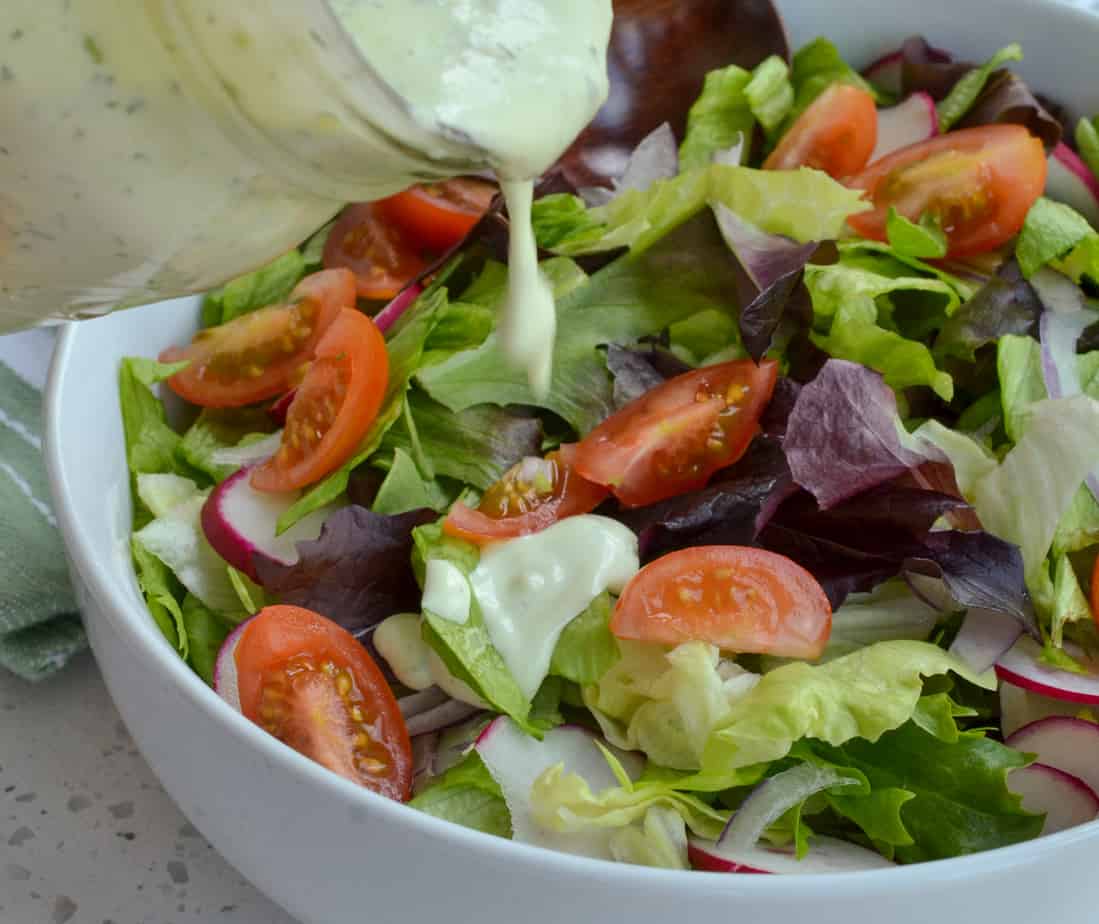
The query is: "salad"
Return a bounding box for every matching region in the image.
[120,32,1099,873]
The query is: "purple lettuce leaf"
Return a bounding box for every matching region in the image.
[604,342,692,409]
[902,530,1033,631]
[714,205,819,362]
[957,70,1063,152]
[255,505,436,638]
[760,377,802,439]
[898,37,971,100]
[579,123,680,207]
[934,258,1041,362]
[613,438,793,562]
[784,360,925,510]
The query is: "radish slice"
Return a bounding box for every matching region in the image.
[200,465,334,583]
[1046,143,1099,229]
[212,619,249,711]
[1001,683,1086,739]
[209,430,284,469]
[948,609,1023,675]
[1007,716,1099,797]
[862,51,904,96]
[475,717,644,859]
[719,764,857,851]
[996,635,1099,705]
[373,283,424,334]
[1008,763,1099,835]
[869,93,938,163]
[689,835,893,874]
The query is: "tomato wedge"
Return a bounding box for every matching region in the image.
[846,124,1047,257]
[160,269,354,408]
[764,84,878,179]
[612,546,833,660]
[378,178,496,254]
[251,308,388,492]
[573,359,778,508]
[323,202,428,301]
[232,605,412,800]
[443,444,609,545]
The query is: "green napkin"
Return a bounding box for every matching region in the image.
[0,335,85,680]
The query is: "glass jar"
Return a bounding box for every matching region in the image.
[0,1,496,331]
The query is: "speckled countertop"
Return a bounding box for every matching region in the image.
[0,652,297,924]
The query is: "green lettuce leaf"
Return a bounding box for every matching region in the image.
[886,209,948,260]
[410,751,511,838]
[608,805,690,870]
[937,44,1024,132]
[533,162,868,257]
[584,640,762,771]
[277,285,451,533]
[371,448,452,516]
[679,64,754,170]
[180,593,231,686]
[701,641,993,774]
[131,538,185,654]
[1050,554,1092,649]
[549,592,620,686]
[1016,198,1094,278]
[917,395,1099,577]
[804,263,957,399]
[997,334,1047,442]
[201,249,306,327]
[1076,117,1099,183]
[176,408,275,484]
[746,55,795,137]
[379,390,542,491]
[789,37,883,122]
[412,521,533,730]
[418,221,743,435]
[118,357,194,493]
[794,718,1040,862]
[821,581,941,662]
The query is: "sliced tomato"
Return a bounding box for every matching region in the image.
[160,269,354,408]
[573,359,778,508]
[251,308,388,492]
[846,124,1047,257]
[233,605,412,800]
[764,84,878,178]
[612,546,832,660]
[378,178,496,254]
[443,444,609,545]
[323,202,428,301]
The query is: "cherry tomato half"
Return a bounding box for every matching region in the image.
[233,605,412,800]
[573,359,779,508]
[846,124,1047,257]
[323,202,428,301]
[612,546,833,660]
[378,178,496,254]
[764,84,879,179]
[160,269,355,408]
[251,308,388,492]
[443,444,609,545]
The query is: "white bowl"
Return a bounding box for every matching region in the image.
[45,2,1099,921]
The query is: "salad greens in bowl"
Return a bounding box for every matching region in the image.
[45,1,1099,921]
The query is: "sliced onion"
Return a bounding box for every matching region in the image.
[948,608,1023,675]
[718,764,858,851]
[1034,268,1099,503]
[210,430,283,468]
[374,282,425,335]
[405,699,483,738]
[397,687,450,719]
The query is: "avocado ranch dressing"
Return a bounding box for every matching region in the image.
[328,0,613,392]
[0,1,612,393]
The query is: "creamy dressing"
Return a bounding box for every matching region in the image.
[373,611,487,707]
[469,515,639,699]
[422,558,472,624]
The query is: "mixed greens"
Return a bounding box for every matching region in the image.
[120,33,1099,873]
